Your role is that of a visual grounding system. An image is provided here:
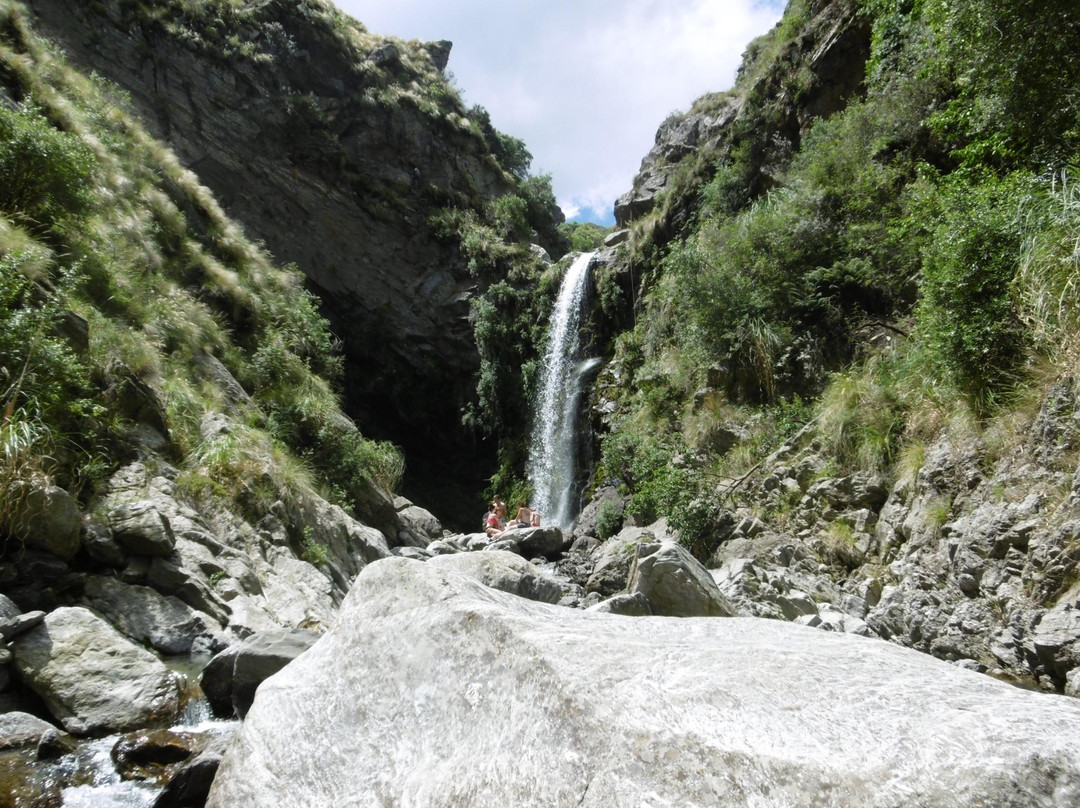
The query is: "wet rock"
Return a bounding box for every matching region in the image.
[11,607,185,735]
[36,727,77,761]
[628,540,736,617]
[207,558,1080,807]
[427,552,563,605]
[112,729,208,783]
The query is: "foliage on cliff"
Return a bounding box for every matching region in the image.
[0,0,402,537]
[595,0,1080,555]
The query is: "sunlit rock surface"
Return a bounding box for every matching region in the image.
[208,557,1080,807]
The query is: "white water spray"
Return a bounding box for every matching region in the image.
[528,252,597,529]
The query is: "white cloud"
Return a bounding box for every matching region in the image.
[332,1,784,223]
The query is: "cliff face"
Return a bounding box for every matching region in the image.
[25,0,509,508]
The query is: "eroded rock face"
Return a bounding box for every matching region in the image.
[25,0,510,519]
[208,558,1080,807]
[10,607,185,735]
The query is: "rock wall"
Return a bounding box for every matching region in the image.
[24,0,509,510]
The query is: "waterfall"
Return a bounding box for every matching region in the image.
[528,251,597,530]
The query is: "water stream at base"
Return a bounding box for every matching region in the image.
[527,251,597,530]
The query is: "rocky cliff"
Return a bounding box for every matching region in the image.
[576,0,1080,698]
[23,0,514,515]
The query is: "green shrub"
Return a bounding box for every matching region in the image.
[593,498,622,539]
[0,103,95,230]
[914,173,1030,408]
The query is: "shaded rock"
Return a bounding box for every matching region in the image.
[36,727,77,761]
[200,628,319,719]
[586,592,653,616]
[153,732,234,808]
[574,487,625,539]
[207,558,1080,808]
[0,610,46,642]
[628,540,736,617]
[81,522,126,568]
[585,525,672,597]
[3,483,81,561]
[81,576,222,656]
[394,503,443,549]
[110,501,177,557]
[427,551,562,604]
[511,525,568,558]
[10,607,185,735]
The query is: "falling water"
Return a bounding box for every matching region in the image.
[528,251,598,529]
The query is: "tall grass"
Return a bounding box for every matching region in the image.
[1015,172,1080,365]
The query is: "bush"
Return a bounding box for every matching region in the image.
[0,103,95,230]
[915,173,1030,408]
[594,498,622,539]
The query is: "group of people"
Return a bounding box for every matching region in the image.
[484,497,541,539]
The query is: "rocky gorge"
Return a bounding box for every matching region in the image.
[4,0,1080,805]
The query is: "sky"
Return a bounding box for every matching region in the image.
[331,1,787,225]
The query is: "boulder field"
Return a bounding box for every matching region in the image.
[207,556,1080,808]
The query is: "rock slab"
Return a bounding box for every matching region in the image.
[207,558,1080,807]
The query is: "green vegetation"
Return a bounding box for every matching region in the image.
[585,0,1080,556]
[0,0,402,538]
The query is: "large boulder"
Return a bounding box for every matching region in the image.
[627,540,736,617]
[207,558,1080,807]
[10,607,186,735]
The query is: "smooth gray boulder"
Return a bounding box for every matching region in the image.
[206,558,1080,808]
[628,540,736,617]
[10,607,185,735]
[427,551,562,604]
[81,576,222,655]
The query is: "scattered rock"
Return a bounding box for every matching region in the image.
[81,576,222,656]
[153,732,234,808]
[3,483,81,561]
[0,712,66,751]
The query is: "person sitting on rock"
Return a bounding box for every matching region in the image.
[529,508,541,527]
[484,501,507,538]
[506,501,532,530]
